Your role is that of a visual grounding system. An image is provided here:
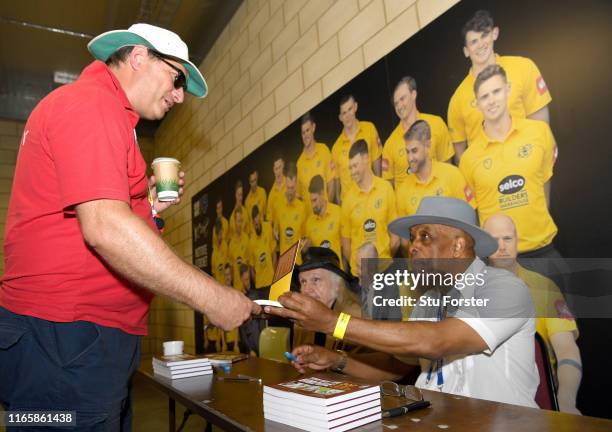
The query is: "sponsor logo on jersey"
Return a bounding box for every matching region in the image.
[498,175,525,194]
[483,158,493,169]
[536,76,548,95]
[518,144,533,158]
[374,198,383,209]
[320,240,331,248]
[259,252,266,264]
[285,227,294,238]
[364,219,376,232]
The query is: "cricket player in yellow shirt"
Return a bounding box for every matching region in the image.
[448,10,552,161]
[211,219,229,283]
[229,180,252,236]
[460,65,557,256]
[332,95,382,204]
[341,140,398,275]
[297,112,333,209]
[249,205,277,288]
[227,206,250,292]
[266,155,286,223]
[245,170,267,226]
[275,162,306,263]
[396,120,473,218]
[303,175,343,269]
[212,198,229,248]
[383,76,454,188]
[485,214,581,414]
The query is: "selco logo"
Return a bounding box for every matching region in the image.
[320,240,331,248]
[498,175,525,194]
[285,227,294,238]
[259,252,266,264]
[363,219,376,232]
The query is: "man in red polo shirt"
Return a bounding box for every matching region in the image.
[0,24,258,430]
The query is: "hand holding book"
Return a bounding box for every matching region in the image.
[264,291,339,334]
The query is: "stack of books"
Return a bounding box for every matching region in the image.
[152,354,212,379]
[263,374,381,431]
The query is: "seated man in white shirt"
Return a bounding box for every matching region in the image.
[266,197,538,407]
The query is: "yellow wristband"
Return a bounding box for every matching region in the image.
[333,313,351,340]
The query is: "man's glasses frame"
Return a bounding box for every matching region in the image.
[150,51,187,91]
[380,381,424,401]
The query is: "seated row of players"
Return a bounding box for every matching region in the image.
[212,9,558,287]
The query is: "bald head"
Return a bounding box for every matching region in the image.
[483,214,518,268]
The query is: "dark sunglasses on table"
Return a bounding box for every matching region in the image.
[150,51,187,91]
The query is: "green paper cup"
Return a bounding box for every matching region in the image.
[152,157,181,202]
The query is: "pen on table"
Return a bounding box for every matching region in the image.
[216,375,262,384]
[284,352,297,362]
[382,400,431,418]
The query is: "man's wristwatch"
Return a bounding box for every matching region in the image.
[331,350,348,373]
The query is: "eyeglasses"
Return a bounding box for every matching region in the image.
[151,51,187,91]
[380,381,424,401]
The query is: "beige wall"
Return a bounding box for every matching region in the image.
[149,0,460,355]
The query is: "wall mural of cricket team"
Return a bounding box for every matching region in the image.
[191,0,611,416]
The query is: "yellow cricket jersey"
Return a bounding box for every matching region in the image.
[211,241,228,283]
[341,176,397,272]
[459,117,557,252]
[249,221,276,288]
[266,177,286,224]
[212,216,229,249]
[227,231,250,292]
[448,55,552,144]
[382,113,455,187]
[276,196,307,264]
[396,160,474,217]
[305,202,343,268]
[297,143,332,205]
[229,204,252,236]
[332,121,382,202]
[517,265,578,373]
[245,186,267,224]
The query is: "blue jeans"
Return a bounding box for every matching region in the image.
[0,307,140,431]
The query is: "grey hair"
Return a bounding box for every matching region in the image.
[328,272,346,303]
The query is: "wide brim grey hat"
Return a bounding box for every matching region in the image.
[87,23,207,98]
[388,197,498,257]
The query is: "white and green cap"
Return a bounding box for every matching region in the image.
[87,23,207,98]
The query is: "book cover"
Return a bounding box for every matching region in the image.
[152,354,211,367]
[206,352,248,365]
[264,374,380,406]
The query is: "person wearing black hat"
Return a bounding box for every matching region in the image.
[293,247,363,353]
[267,197,538,407]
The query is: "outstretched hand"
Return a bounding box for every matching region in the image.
[264,292,338,334]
